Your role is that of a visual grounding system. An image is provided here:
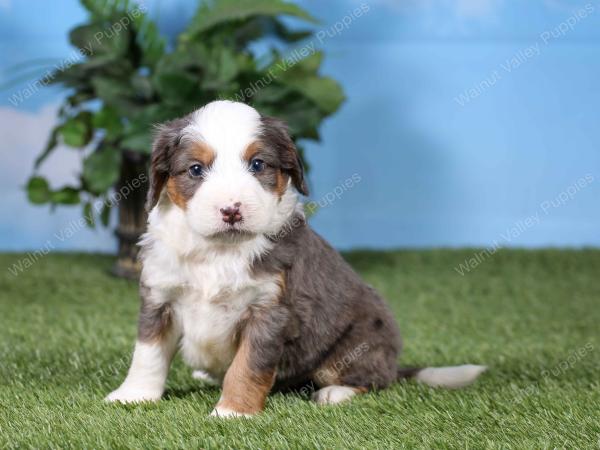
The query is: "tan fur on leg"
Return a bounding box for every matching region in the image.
[211,336,275,418]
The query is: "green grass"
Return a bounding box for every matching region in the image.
[0,250,599,449]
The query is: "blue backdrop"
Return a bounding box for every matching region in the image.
[1,0,599,251]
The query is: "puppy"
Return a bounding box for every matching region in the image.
[106,100,486,417]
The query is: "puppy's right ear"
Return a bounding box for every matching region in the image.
[146,120,184,212]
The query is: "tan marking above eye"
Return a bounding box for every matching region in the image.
[190,141,216,167]
[243,141,261,162]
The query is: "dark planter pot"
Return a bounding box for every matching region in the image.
[112,150,148,280]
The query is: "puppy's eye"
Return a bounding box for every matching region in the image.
[250,158,265,173]
[188,164,204,178]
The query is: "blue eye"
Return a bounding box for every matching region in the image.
[188,164,204,178]
[250,158,265,173]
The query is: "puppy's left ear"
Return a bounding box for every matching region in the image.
[260,116,309,196]
[146,118,186,212]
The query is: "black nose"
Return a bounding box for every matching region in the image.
[220,202,242,225]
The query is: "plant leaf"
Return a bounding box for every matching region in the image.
[272,19,313,42]
[91,77,141,115]
[185,0,317,39]
[92,105,123,138]
[83,201,96,228]
[83,148,122,193]
[153,72,199,104]
[100,201,112,226]
[59,111,93,148]
[50,186,81,205]
[34,127,60,169]
[280,76,345,114]
[131,10,166,67]
[121,131,152,154]
[69,22,129,58]
[26,176,51,204]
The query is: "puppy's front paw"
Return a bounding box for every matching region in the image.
[209,406,254,419]
[105,386,162,404]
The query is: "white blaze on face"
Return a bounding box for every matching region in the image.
[180,101,293,237]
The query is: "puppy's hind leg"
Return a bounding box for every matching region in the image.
[311,385,367,405]
[309,350,380,406]
[309,337,398,406]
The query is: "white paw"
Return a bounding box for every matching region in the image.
[192,370,220,386]
[105,386,162,404]
[209,406,254,419]
[312,386,358,405]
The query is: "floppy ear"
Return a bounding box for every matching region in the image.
[145,119,185,212]
[260,116,309,196]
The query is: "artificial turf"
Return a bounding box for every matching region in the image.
[0,250,598,449]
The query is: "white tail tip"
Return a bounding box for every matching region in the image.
[415,364,487,389]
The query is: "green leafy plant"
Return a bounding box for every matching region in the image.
[27,0,344,277]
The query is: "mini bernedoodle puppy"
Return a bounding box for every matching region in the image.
[106,101,486,417]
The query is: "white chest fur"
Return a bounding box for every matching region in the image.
[139,204,281,381]
[174,279,269,379]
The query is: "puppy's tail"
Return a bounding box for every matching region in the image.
[397,364,487,389]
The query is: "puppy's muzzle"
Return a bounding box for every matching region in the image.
[220,202,243,225]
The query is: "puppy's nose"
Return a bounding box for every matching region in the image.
[220,202,242,225]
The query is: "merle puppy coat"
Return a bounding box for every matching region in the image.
[106,101,485,417]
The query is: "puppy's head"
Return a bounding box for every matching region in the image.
[147,101,307,238]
